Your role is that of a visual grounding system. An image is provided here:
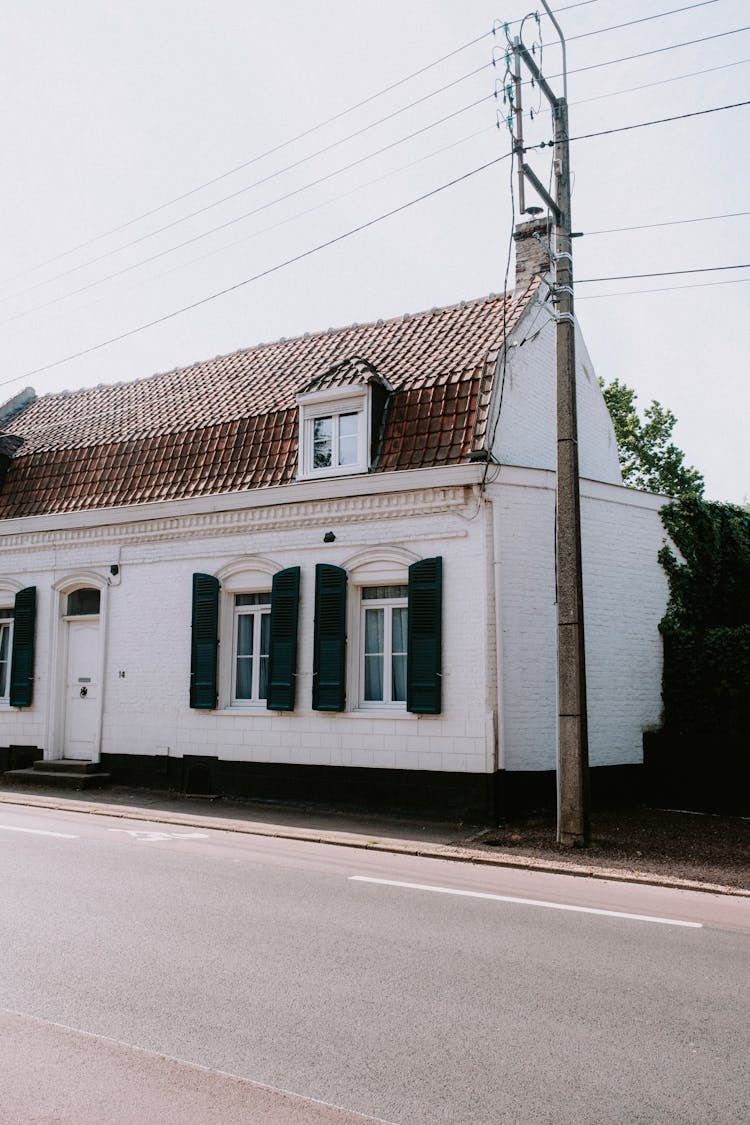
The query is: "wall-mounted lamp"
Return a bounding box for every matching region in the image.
[323,531,336,543]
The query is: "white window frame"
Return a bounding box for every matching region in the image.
[360,586,408,709]
[215,558,281,713]
[0,609,13,705]
[231,593,271,708]
[343,548,420,715]
[297,387,370,479]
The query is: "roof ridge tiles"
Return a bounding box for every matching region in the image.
[32,288,521,406]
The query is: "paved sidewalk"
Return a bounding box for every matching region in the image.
[1,783,747,898]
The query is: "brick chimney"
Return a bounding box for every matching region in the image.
[513,216,552,292]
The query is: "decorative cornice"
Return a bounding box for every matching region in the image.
[0,485,470,554]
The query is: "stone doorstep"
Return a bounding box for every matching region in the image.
[4,762,111,789]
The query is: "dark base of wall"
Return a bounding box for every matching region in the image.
[644,730,749,816]
[100,753,498,823]
[0,745,40,772]
[98,754,646,825]
[496,763,643,817]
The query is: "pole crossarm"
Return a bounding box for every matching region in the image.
[520,163,562,224]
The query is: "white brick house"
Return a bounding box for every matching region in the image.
[0,220,668,818]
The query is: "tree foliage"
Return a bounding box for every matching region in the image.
[600,378,704,499]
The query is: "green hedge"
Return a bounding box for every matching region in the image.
[659,500,750,739]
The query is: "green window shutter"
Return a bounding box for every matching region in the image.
[407,557,442,714]
[190,573,219,709]
[312,563,347,711]
[9,586,36,708]
[267,566,300,712]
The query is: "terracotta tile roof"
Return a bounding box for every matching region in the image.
[0,285,537,518]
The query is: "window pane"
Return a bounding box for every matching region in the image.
[0,624,8,698]
[392,653,407,702]
[339,412,358,437]
[313,416,333,468]
[365,655,384,701]
[235,656,253,699]
[338,413,359,466]
[364,607,384,654]
[392,607,407,653]
[235,593,270,607]
[67,588,100,615]
[258,612,270,699]
[236,614,254,657]
[363,608,384,702]
[362,585,408,601]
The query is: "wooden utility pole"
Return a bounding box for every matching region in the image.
[512,6,590,845]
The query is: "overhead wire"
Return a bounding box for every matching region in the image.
[583,210,750,236]
[577,277,750,298]
[565,0,723,43]
[0,152,511,390]
[577,277,750,299]
[577,264,750,282]
[0,28,498,287]
[0,94,495,327]
[7,21,745,308]
[2,3,733,294]
[1,65,495,306]
[21,126,498,330]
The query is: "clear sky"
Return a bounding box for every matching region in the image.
[1,0,748,501]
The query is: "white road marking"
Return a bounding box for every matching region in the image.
[108,829,210,841]
[349,876,704,928]
[0,824,79,839]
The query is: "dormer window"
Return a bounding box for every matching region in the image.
[296,357,392,481]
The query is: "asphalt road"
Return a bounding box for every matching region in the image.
[0,804,748,1124]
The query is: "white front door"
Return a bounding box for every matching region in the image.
[64,619,100,760]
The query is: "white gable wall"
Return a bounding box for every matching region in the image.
[491,304,622,485]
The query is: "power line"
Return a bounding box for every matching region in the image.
[562,24,750,81]
[0,29,497,289]
[0,94,493,327]
[2,153,509,390]
[583,210,750,236]
[577,277,750,299]
[27,127,497,330]
[577,264,750,283]
[566,0,723,43]
[9,21,744,308]
[2,65,494,306]
[533,55,750,115]
[569,98,750,141]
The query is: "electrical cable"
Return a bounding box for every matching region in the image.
[0,29,497,288]
[583,210,750,236]
[577,264,750,283]
[26,126,498,330]
[561,24,750,81]
[2,68,495,307]
[569,98,750,141]
[0,152,510,391]
[566,0,722,43]
[0,95,494,327]
[535,56,750,116]
[577,277,750,299]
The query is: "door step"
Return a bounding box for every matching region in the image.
[4,760,111,789]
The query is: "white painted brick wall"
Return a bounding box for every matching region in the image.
[490,472,668,772]
[0,495,494,774]
[493,310,622,485]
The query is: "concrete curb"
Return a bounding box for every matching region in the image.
[1,790,747,899]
